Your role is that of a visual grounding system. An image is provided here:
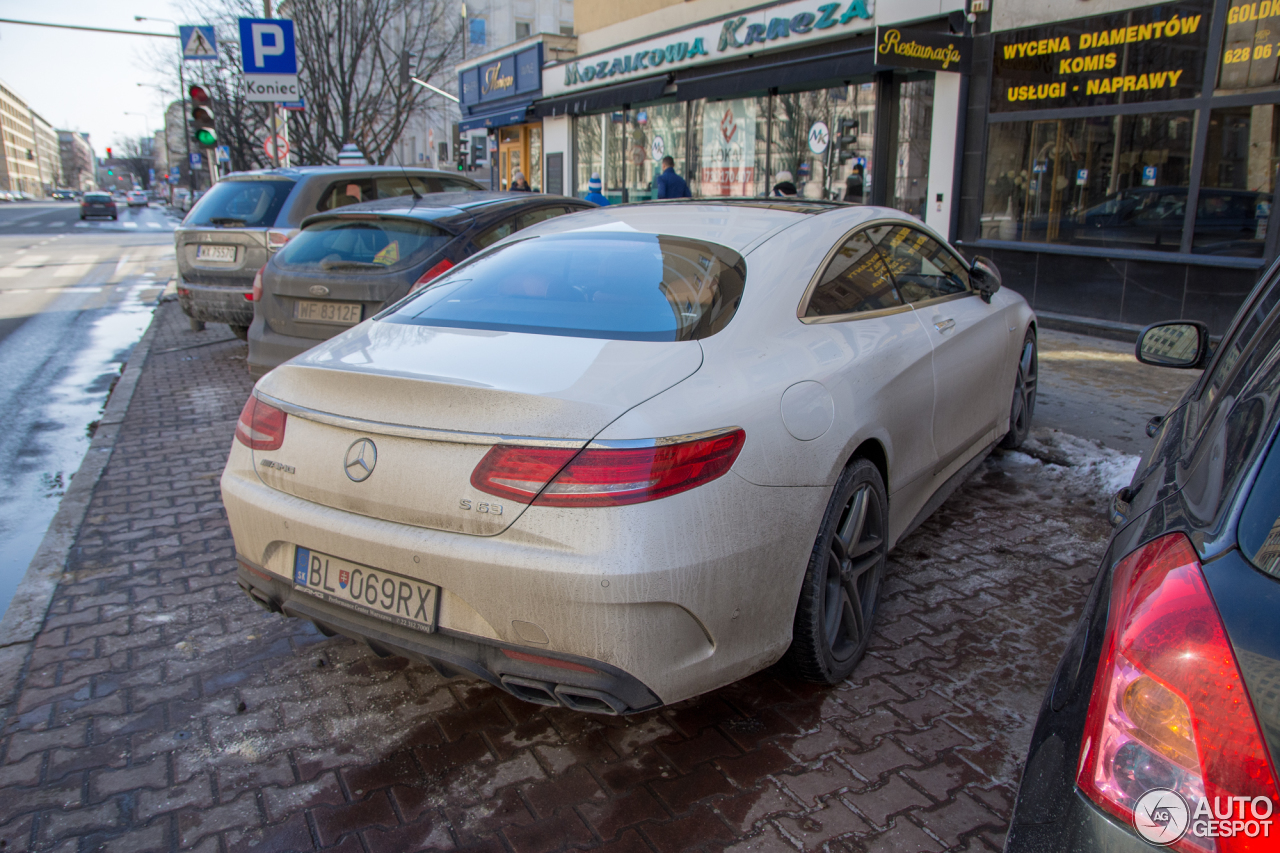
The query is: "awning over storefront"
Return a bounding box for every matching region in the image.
[459,101,535,131]
[536,77,670,117]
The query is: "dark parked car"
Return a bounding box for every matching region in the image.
[51,189,76,200]
[80,192,117,220]
[175,166,484,340]
[247,192,595,376]
[1006,263,1280,850]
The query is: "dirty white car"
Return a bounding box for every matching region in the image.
[222,200,1037,713]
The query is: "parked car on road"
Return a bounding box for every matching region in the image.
[0,191,12,202]
[126,190,148,207]
[176,166,484,340]
[247,192,595,375]
[80,192,117,220]
[51,189,76,200]
[223,200,1037,714]
[1006,262,1280,851]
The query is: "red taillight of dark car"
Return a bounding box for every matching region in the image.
[234,395,286,450]
[248,265,266,302]
[1077,532,1280,851]
[409,258,455,294]
[470,429,745,507]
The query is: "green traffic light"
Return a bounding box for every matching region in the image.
[195,128,217,147]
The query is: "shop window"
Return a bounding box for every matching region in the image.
[771,83,876,202]
[888,78,933,219]
[805,228,901,318]
[1197,106,1277,258]
[690,97,768,198]
[981,111,1194,252]
[574,114,603,198]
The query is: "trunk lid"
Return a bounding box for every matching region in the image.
[250,320,703,535]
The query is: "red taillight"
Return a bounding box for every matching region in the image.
[409,258,454,294]
[249,265,265,302]
[234,395,286,450]
[267,229,291,249]
[470,429,745,507]
[1078,532,1279,851]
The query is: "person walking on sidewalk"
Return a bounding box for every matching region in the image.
[510,171,531,192]
[655,157,691,199]
[584,173,610,206]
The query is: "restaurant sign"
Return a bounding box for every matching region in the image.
[544,0,876,97]
[460,43,542,107]
[874,26,969,73]
[990,0,1211,112]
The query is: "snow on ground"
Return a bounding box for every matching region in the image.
[998,427,1142,496]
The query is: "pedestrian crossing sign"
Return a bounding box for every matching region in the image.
[180,26,218,61]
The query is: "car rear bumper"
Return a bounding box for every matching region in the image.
[178,280,254,327]
[246,313,329,377]
[1007,788,1163,852]
[220,443,826,707]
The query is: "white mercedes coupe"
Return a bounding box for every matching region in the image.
[222,200,1037,714]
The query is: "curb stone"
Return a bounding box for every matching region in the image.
[0,298,165,706]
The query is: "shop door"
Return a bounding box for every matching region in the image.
[499,126,525,191]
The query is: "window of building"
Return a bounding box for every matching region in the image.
[560,24,574,35]
[469,17,486,47]
[1197,106,1278,258]
[690,97,769,198]
[981,111,1195,252]
[771,83,876,202]
[515,20,532,40]
[888,78,933,220]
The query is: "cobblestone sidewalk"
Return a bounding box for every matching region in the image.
[0,303,1117,853]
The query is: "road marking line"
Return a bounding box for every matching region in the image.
[0,255,50,278]
[55,255,97,279]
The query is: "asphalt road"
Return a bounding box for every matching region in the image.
[0,200,180,616]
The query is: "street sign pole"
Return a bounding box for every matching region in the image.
[178,57,193,192]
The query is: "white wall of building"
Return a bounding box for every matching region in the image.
[992,0,1168,32]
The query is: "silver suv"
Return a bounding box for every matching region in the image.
[174,166,484,337]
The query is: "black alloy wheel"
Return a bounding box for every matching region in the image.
[784,458,888,683]
[1000,331,1038,449]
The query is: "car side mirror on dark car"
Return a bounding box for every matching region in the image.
[971,256,1002,302]
[1136,320,1211,369]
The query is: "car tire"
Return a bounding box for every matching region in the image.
[783,458,888,684]
[1000,330,1038,450]
[189,317,206,332]
[111,214,117,220]
[230,325,249,341]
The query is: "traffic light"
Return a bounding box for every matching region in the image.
[190,85,217,147]
[105,146,112,159]
[456,149,467,171]
[399,50,418,87]
[836,119,858,164]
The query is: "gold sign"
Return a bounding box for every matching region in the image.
[482,63,514,94]
[874,27,969,73]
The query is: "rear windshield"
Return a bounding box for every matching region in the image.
[386,232,746,342]
[83,194,111,202]
[185,179,296,228]
[276,217,452,273]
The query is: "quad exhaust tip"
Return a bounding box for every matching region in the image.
[500,676,629,714]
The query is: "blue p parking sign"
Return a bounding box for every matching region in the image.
[238,18,297,74]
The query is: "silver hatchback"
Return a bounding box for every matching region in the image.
[175,166,483,338]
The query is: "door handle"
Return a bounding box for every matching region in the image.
[933,318,956,333]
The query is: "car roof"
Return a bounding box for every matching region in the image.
[509,199,890,253]
[299,192,591,229]
[218,166,475,181]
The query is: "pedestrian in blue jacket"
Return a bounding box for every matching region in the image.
[584,173,610,206]
[654,157,691,199]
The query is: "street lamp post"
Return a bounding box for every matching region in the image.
[135,16,194,194]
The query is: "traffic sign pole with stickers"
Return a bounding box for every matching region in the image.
[240,16,298,168]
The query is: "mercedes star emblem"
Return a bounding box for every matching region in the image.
[344,438,377,482]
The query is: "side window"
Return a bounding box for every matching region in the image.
[375,176,434,198]
[805,229,901,318]
[870,225,970,303]
[316,179,376,211]
[439,178,480,191]
[1201,286,1280,409]
[517,207,569,230]
[473,219,516,249]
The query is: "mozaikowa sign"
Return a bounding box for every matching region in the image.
[874,27,969,72]
[543,0,876,97]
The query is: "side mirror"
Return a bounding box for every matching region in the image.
[971,256,1002,303]
[1136,321,1211,369]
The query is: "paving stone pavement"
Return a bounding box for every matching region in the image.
[0,302,1121,853]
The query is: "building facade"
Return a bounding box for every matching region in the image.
[532,0,969,241]
[957,0,1277,335]
[58,130,95,191]
[0,77,59,197]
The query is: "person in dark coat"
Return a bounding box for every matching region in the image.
[510,170,531,192]
[844,165,865,203]
[654,156,691,199]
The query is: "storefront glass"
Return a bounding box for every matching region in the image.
[888,78,933,218]
[689,97,770,197]
[1197,106,1277,257]
[771,83,877,201]
[574,114,603,197]
[981,111,1195,252]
